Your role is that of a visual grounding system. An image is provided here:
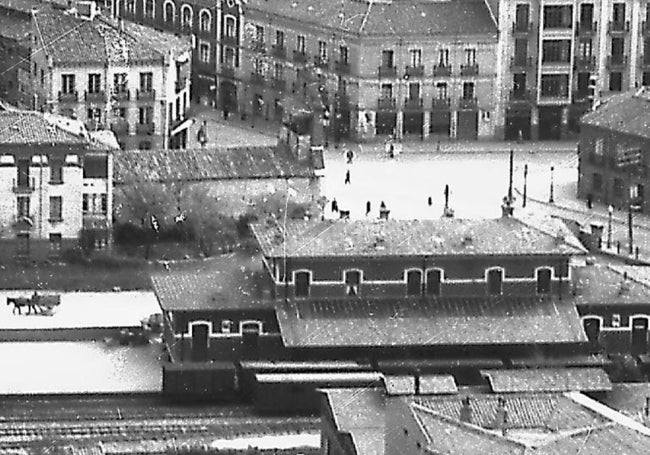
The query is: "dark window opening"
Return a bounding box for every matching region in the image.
[345,270,361,296]
[295,271,310,297]
[426,269,442,296]
[83,156,108,178]
[537,268,552,294]
[487,268,503,295]
[406,270,422,296]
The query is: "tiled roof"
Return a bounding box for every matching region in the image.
[251,217,587,258]
[274,296,587,347]
[0,0,41,14]
[0,110,87,145]
[481,368,612,393]
[33,11,189,65]
[581,88,650,140]
[121,19,192,59]
[150,252,274,311]
[114,146,316,183]
[0,13,31,41]
[571,263,650,305]
[598,383,650,421]
[246,0,497,37]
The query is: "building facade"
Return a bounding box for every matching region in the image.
[0,110,114,260]
[577,88,650,211]
[494,0,650,140]
[30,6,192,150]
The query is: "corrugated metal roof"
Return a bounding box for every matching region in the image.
[481,368,612,393]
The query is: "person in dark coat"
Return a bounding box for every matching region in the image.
[428,196,433,207]
[366,201,371,216]
[380,201,386,210]
[331,198,339,213]
[197,121,208,147]
[344,169,351,185]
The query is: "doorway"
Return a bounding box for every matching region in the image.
[191,322,209,362]
[631,317,648,353]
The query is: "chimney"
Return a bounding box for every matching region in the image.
[459,397,472,424]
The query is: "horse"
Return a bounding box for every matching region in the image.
[6,297,39,315]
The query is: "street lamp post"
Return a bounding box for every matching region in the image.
[523,164,528,208]
[607,205,613,249]
[549,165,555,204]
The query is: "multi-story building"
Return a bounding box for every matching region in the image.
[494,0,650,140]
[30,6,192,150]
[236,0,501,141]
[577,87,650,211]
[0,110,115,259]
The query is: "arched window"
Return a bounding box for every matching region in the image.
[181,4,193,28]
[199,9,211,32]
[144,0,154,18]
[406,269,422,296]
[487,268,503,295]
[536,267,552,294]
[224,46,236,67]
[126,0,135,14]
[225,15,236,37]
[163,0,174,23]
[295,271,310,297]
[426,269,442,296]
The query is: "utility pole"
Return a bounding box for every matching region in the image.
[523,164,528,208]
[628,172,634,255]
[508,148,514,203]
[549,165,555,203]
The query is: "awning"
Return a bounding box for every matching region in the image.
[170,118,193,136]
[481,367,612,393]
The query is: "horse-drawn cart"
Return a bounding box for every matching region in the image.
[6,292,61,316]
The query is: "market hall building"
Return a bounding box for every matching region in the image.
[151,214,596,407]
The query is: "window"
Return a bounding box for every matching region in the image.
[199,10,211,32]
[17,196,30,217]
[542,40,571,63]
[464,48,476,64]
[138,140,152,150]
[144,0,154,18]
[49,233,62,254]
[611,37,625,58]
[88,73,101,93]
[199,42,210,63]
[612,3,625,23]
[580,3,593,24]
[381,83,393,98]
[50,160,63,184]
[426,269,442,296]
[513,73,527,92]
[139,106,153,124]
[275,30,284,47]
[295,271,310,297]
[543,5,572,28]
[181,5,192,27]
[49,196,62,222]
[409,49,421,67]
[540,74,569,97]
[140,72,153,92]
[16,233,29,256]
[113,73,127,93]
[436,82,448,98]
[40,69,45,86]
[221,319,233,333]
[82,194,89,214]
[255,25,264,43]
[643,71,650,87]
[318,40,327,60]
[224,46,236,67]
[438,49,449,66]
[113,107,127,119]
[339,45,349,64]
[609,72,622,91]
[406,270,422,296]
[87,108,102,126]
[297,35,305,53]
[487,268,503,295]
[164,1,174,22]
[83,156,108,178]
[594,137,604,156]
[126,0,135,14]
[344,270,361,296]
[381,49,394,68]
[225,16,236,37]
[462,82,475,99]
[273,63,283,80]
[100,194,108,215]
[408,82,420,100]
[17,159,30,187]
[592,172,603,191]
[578,39,592,58]
[612,313,621,328]
[536,268,552,294]
[515,3,530,28]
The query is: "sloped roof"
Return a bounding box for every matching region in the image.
[0,0,41,14]
[481,368,612,393]
[275,296,587,347]
[246,0,497,37]
[0,13,31,41]
[572,263,650,305]
[581,88,650,140]
[251,217,587,258]
[114,146,316,183]
[0,110,87,145]
[33,11,189,65]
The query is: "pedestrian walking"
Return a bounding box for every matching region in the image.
[366,200,371,216]
[389,142,394,159]
[331,198,339,213]
[223,106,230,120]
[428,196,432,207]
[344,169,351,185]
[384,138,392,158]
[587,193,593,209]
[197,121,208,148]
[380,201,386,210]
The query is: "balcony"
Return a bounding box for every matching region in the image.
[575,55,596,70]
[180,24,193,34]
[13,214,34,230]
[252,41,266,54]
[293,50,308,63]
[432,64,452,77]
[136,89,156,101]
[110,120,129,135]
[541,58,571,69]
[378,65,397,78]
[460,63,479,76]
[405,65,424,78]
[431,97,451,110]
[607,55,628,69]
[576,21,597,36]
[335,60,350,74]
[538,91,570,103]
[221,34,238,46]
[512,21,533,35]
[644,21,650,36]
[250,72,265,86]
[135,123,154,135]
[314,56,329,70]
[12,178,35,193]
[543,21,572,31]
[404,97,423,110]
[220,65,236,79]
[271,45,286,58]
[458,96,478,110]
[608,20,629,34]
[271,78,286,91]
[112,89,130,101]
[84,90,106,103]
[509,89,536,103]
[510,56,534,71]
[377,97,396,110]
[58,91,78,103]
